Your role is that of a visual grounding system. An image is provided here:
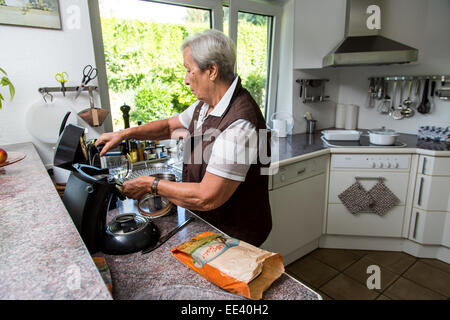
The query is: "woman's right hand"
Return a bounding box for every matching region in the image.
[95,131,125,157]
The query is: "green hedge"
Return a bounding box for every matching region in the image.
[101,17,268,126]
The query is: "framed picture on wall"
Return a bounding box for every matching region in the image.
[0,0,62,30]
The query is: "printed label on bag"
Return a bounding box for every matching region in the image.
[191,236,240,268]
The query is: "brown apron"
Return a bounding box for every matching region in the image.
[182,78,272,247]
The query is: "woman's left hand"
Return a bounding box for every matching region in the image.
[121,176,154,200]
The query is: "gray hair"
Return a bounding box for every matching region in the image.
[182,29,236,83]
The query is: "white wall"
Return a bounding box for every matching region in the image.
[337,0,450,134]
[0,0,103,168]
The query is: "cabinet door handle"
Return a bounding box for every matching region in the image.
[297,168,306,175]
[422,157,427,174]
[417,177,424,206]
[413,212,419,239]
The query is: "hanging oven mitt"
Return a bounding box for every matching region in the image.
[338,181,374,214]
[367,181,400,216]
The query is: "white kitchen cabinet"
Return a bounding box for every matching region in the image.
[327,204,405,238]
[409,209,448,246]
[418,156,450,176]
[326,154,411,238]
[293,0,346,69]
[413,174,450,212]
[409,155,450,248]
[261,155,328,265]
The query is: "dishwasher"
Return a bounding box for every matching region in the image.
[327,154,411,238]
[261,155,328,265]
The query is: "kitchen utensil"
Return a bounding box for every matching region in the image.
[55,72,68,96]
[388,80,398,116]
[403,80,413,107]
[78,87,109,127]
[137,194,173,218]
[0,152,26,168]
[367,127,399,145]
[306,119,317,134]
[391,81,404,120]
[270,112,294,137]
[322,130,362,141]
[401,80,415,118]
[104,213,160,255]
[377,81,391,114]
[417,79,430,114]
[428,80,436,113]
[366,78,376,108]
[75,65,98,99]
[142,217,195,255]
[25,97,78,144]
[377,78,384,100]
[272,119,287,137]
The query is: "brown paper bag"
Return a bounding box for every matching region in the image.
[171,232,285,300]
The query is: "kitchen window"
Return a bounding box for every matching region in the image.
[88,0,281,131]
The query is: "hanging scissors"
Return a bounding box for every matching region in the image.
[76,65,98,99]
[55,72,69,96]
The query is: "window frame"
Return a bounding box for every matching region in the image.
[227,0,282,120]
[88,0,281,130]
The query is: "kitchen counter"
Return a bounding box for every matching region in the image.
[0,142,320,300]
[0,142,112,300]
[98,200,321,300]
[273,129,450,167]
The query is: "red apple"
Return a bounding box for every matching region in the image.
[0,148,7,164]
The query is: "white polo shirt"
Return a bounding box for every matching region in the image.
[178,77,258,182]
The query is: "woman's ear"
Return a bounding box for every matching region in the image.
[208,63,219,81]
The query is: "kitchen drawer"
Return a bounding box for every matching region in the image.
[418,156,450,176]
[328,171,409,205]
[326,204,405,237]
[409,209,448,246]
[271,155,328,190]
[414,174,450,212]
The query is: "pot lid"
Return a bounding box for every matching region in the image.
[107,214,149,235]
[369,127,398,135]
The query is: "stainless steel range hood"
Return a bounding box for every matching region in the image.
[323,0,418,67]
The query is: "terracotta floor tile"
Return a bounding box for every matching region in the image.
[286,255,339,288]
[419,258,450,275]
[319,274,379,300]
[403,261,450,297]
[343,257,400,293]
[309,248,361,271]
[365,251,416,274]
[384,277,446,300]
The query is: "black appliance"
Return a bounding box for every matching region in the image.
[54,124,159,255]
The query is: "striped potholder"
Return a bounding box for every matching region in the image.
[338,182,374,214]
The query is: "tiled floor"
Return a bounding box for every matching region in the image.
[286,248,450,300]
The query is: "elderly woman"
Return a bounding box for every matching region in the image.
[96,30,271,247]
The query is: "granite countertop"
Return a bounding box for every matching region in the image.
[273,129,450,166]
[98,200,321,300]
[0,142,112,300]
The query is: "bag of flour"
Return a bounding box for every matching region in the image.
[170,232,284,300]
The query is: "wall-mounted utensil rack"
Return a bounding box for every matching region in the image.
[369,75,450,84]
[38,86,98,102]
[368,75,450,103]
[296,78,330,103]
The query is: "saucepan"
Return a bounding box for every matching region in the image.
[365,127,399,146]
